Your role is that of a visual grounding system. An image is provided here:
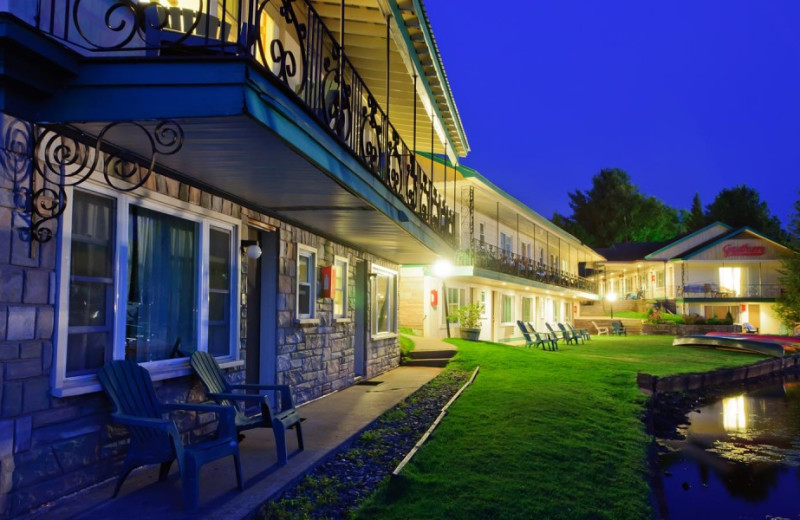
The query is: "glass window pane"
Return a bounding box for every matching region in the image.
[299,255,309,283]
[67,333,109,376]
[298,284,310,315]
[69,281,109,327]
[126,205,197,362]
[209,228,231,290]
[71,192,114,278]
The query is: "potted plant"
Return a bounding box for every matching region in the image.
[449,302,485,341]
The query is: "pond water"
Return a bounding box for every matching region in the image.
[655,376,800,520]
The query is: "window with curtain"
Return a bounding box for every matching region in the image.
[521,297,533,323]
[334,257,348,318]
[297,246,316,318]
[57,187,238,395]
[501,294,513,323]
[371,266,396,335]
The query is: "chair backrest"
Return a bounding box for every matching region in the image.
[517,321,533,342]
[98,360,174,455]
[545,323,556,334]
[557,323,570,336]
[98,360,162,418]
[743,322,756,332]
[191,351,234,406]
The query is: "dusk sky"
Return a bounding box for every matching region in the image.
[425,1,800,229]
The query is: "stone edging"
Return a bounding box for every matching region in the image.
[637,354,800,395]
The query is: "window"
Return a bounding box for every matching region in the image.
[501,294,514,323]
[297,245,317,319]
[334,256,348,318]
[500,232,512,257]
[444,287,466,325]
[479,222,485,245]
[371,266,397,336]
[521,297,533,323]
[719,267,742,296]
[56,186,239,396]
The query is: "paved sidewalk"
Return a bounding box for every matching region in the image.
[34,351,451,520]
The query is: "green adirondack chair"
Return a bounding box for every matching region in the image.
[558,322,583,344]
[517,320,551,350]
[612,321,628,336]
[97,360,243,512]
[527,322,559,351]
[190,351,304,466]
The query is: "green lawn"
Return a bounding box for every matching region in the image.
[357,335,764,520]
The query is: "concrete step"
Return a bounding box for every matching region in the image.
[402,358,452,368]
[408,349,456,360]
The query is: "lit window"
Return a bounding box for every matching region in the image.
[334,256,348,318]
[521,297,533,323]
[297,245,317,319]
[501,294,513,323]
[371,266,397,336]
[56,187,238,396]
[719,267,742,296]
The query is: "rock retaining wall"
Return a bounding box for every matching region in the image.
[637,355,800,395]
[641,323,740,336]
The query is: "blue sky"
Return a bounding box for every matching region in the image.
[425,1,800,229]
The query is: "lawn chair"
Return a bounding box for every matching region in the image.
[97,360,243,511]
[592,321,609,335]
[558,323,583,344]
[545,322,565,341]
[566,322,590,342]
[517,321,551,350]
[611,321,627,336]
[527,322,558,351]
[191,351,304,466]
[742,322,759,334]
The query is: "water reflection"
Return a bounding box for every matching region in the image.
[655,378,800,519]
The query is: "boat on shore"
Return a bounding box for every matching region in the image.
[705,332,800,345]
[673,335,786,357]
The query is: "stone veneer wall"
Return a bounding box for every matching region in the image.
[0,114,400,517]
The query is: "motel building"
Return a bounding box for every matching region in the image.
[593,223,793,334]
[0,0,471,515]
[399,156,603,343]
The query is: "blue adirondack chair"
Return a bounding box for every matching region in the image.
[97,360,243,511]
[190,351,304,466]
[566,322,590,341]
[517,320,551,350]
[527,322,558,351]
[611,320,627,336]
[558,322,583,344]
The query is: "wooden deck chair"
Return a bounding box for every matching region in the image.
[592,321,609,335]
[191,351,304,466]
[517,321,550,350]
[567,322,590,341]
[98,360,243,511]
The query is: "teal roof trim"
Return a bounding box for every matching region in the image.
[643,221,731,259]
[417,151,594,250]
[679,226,790,260]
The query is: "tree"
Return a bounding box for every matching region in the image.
[686,193,707,232]
[774,191,800,331]
[706,185,786,241]
[552,169,684,248]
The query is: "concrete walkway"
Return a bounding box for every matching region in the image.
[33,341,454,520]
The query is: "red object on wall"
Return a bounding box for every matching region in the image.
[321,265,335,298]
[651,274,656,282]
[741,304,747,312]
[430,289,438,307]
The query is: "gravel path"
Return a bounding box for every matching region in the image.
[257,367,471,519]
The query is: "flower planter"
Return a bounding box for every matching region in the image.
[641,324,741,336]
[459,328,482,341]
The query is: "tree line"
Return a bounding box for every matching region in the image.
[551,168,790,249]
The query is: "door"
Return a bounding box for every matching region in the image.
[749,304,761,331]
[246,228,277,386]
[353,260,367,378]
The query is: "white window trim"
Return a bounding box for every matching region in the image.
[52,181,241,397]
[296,244,317,320]
[333,255,349,320]
[500,293,515,325]
[371,264,397,339]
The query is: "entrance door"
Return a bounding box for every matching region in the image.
[353,260,367,377]
[749,304,761,331]
[246,228,277,386]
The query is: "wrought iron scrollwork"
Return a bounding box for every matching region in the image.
[359,95,383,172]
[15,119,185,243]
[256,0,308,94]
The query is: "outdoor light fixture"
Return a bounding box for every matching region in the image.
[607,292,617,320]
[431,259,454,338]
[241,240,262,260]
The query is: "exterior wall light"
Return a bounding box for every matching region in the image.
[241,240,262,260]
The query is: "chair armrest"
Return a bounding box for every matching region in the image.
[160,402,237,437]
[229,384,296,410]
[111,413,174,431]
[207,391,266,403]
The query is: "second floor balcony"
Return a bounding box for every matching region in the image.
[4,0,468,263]
[455,239,598,293]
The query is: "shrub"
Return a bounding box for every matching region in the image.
[682,313,706,325]
[447,302,485,329]
[724,311,734,325]
[646,307,664,324]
